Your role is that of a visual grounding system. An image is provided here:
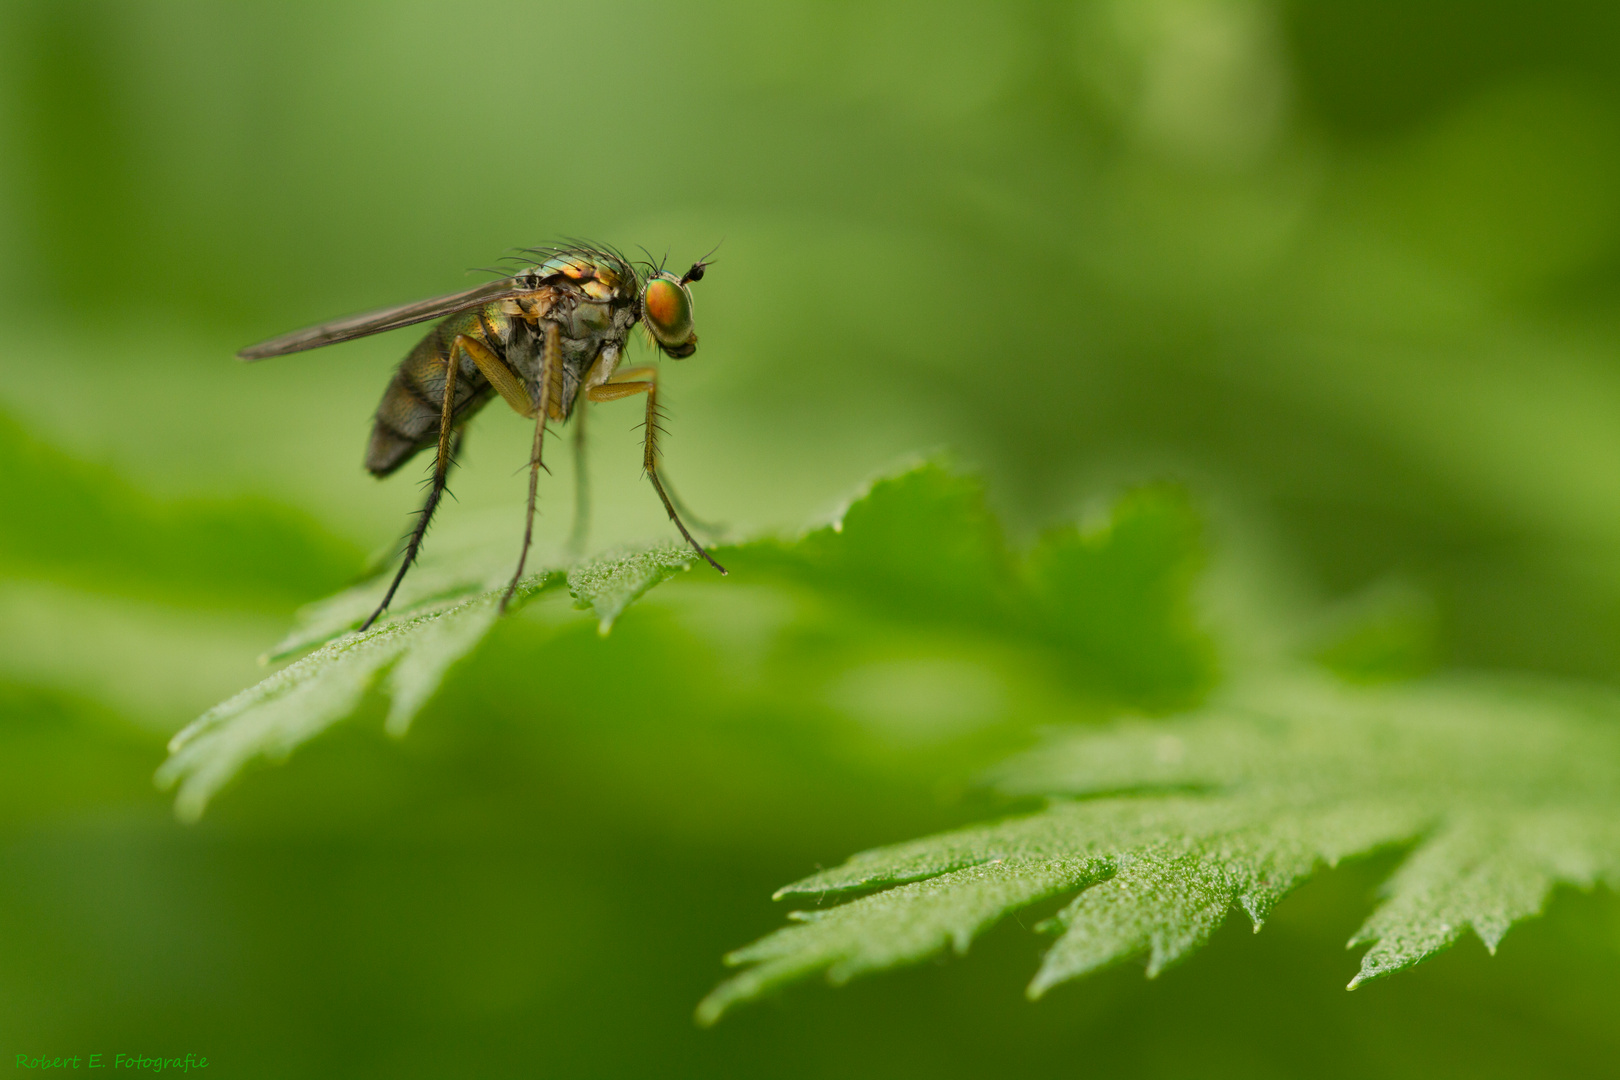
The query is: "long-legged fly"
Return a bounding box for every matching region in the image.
[239,243,725,630]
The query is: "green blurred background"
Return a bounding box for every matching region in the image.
[3,1,1620,1075]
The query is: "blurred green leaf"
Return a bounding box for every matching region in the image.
[699,673,1620,1022]
[1309,581,1440,684]
[0,681,164,825]
[728,464,1212,703]
[1023,486,1211,704]
[1,410,361,609]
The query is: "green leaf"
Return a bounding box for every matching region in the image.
[698,673,1620,1022]
[157,593,497,822]
[150,450,1620,1021]
[157,563,550,822]
[161,518,706,820]
[157,460,1213,820]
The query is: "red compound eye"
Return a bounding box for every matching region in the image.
[643,275,696,356]
[645,278,685,330]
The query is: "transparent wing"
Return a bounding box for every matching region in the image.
[237,277,530,361]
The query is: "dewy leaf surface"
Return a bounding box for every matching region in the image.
[157,532,605,820]
[699,674,1620,1021]
[158,593,502,821]
[566,543,694,632]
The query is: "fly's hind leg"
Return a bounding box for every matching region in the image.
[362,334,473,630]
[586,366,726,575]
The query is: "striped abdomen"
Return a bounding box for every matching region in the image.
[365,311,498,476]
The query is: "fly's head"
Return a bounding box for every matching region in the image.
[640,258,708,359]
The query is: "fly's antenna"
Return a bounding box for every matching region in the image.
[681,239,724,285]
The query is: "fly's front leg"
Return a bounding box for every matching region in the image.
[501,321,561,611]
[562,341,622,558]
[586,367,727,575]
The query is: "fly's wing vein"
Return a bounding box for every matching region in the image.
[238,277,531,361]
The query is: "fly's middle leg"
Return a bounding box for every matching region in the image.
[568,403,590,556]
[459,333,536,417]
[586,367,726,575]
[501,322,561,611]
